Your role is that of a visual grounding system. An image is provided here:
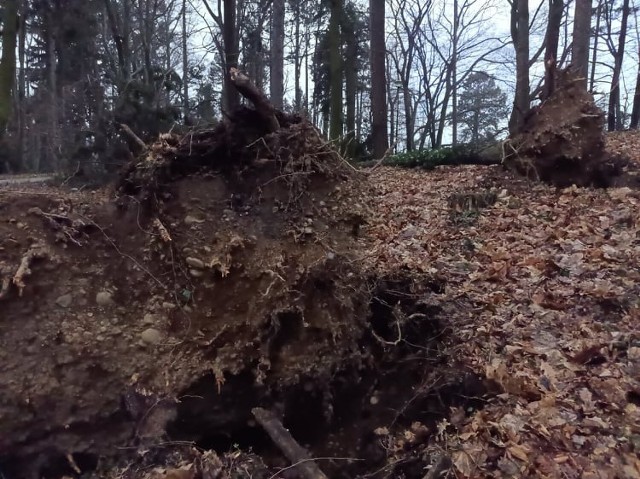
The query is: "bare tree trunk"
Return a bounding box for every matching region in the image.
[542,0,563,101]
[182,0,190,123]
[589,0,602,92]
[328,0,343,140]
[0,0,18,142]
[572,0,592,89]
[451,0,459,145]
[607,0,629,131]
[46,9,59,171]
[344,12,357,145]
[270,0,285,108]
[370,0,388,158]
[18,0,27,170]
[508,0,530,135]
[223,0,240,112]
[292,0,302,111]
[387,62,395,149]
[630,59,640,128]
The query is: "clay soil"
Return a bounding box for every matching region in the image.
[1,116,640,478]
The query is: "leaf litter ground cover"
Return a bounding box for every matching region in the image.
[0,128,639,479]
[364,157,640,477]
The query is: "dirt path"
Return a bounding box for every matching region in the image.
[0,174,55,186]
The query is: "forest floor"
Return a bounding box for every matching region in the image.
[0,130,639,479]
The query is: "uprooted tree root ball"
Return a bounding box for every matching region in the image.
[503,69,640,188]
[0,108,493,478]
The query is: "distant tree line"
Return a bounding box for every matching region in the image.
[0,0,637,173]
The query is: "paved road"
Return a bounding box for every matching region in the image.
[0,174,55,186]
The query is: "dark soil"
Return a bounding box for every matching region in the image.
[0,110,493,479]
[504,69,640,188]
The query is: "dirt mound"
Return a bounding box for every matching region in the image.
[504,69,638,188]
[0,108,483,478]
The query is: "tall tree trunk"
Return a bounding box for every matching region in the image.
[223,0,240,112]
[607,0,629,131]
[508,0,530,135]
[630,61,640,128]
[402,80,413,151]
[370,0,388,158]
[344,14,357,143]
[386,61,395,149]
[18,0,26,170]
[572,0,592,89]
[182,0,190,123]
[328,0,343,140]
[589,0,602,92]
[46,9,59,170]
[451,0,459,145]
[270,0,285,108]
[542,0,563,100]
[0,0,18,145]
[292,0,302,111]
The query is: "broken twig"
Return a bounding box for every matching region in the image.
[252,407,329,479]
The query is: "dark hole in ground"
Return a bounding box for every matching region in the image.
[164,278,496,478]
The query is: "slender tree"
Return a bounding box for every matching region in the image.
[509,0,530,134]
[270,0,285,108]
[328,0,343,139]
[572,0,592,88]
[223,0,240,112]
[607,0,630,131]
[542,0,564,101]
[370,0,388,158]
[0,0,19,140]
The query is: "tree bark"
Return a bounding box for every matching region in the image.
[589,0,602,92]
[508,0,530,135]
[451,0,459,145]
[223,0,240,113]
[541,0,563,101]
[0,0,19,139]
[344,12,358,143]
[607,0,629,131]
[270,0,285,109]
[328,0,343,140]
[182,0,190,123]
[572,0,592,89]
[370,0,388,159]
[630,62,640,129]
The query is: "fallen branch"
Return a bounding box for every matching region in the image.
[252,407,329,479]
[229,68,280,133]
[118,123,147,154]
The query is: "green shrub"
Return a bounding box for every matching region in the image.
[385,145,481,170]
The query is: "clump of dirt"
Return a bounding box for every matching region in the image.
[0,107,493,478]
[504,69,638,188]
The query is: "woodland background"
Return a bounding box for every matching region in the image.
[0,0,637,174]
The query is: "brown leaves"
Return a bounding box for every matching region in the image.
[365,161,640,478]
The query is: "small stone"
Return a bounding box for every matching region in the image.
[190,269,204,278]
[55,294,73,308]
[303,227,314,235]
[96,291,113,306]
[319,201,326,207]
[162,302,176,311]
[140,328,163,345]
[272,206,279,213]
[184,215,204,225]
[142,313,157,325]
[186,257,205,269]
